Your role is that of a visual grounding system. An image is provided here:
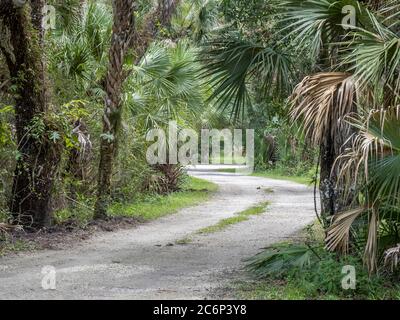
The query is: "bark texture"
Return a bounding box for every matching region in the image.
[94,0,180,219]
[94,0,136,219]
[0,1,61,228]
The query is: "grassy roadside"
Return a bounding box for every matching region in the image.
[108,176,218,221]
[1,177,218,256]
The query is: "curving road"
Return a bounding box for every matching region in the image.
[0,165,315,299]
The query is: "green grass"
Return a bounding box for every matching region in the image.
[196,202,269,235]
[175,237,193,245]
[234,268,400,300]
[233,280,311,300]
[108,176,218,221]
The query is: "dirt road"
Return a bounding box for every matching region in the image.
[0,166,315,299]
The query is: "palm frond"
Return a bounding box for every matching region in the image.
[364,209,378,273]
[341,29,400,104]
[128,41,207,130]
[290,72,358,151]
[332,106,400,273]
[336,107,400,207]
[378,0,400,30]
[326,206,366,254]
[201,36,294,121]
[245,243,320,278]
[277,0,374,62]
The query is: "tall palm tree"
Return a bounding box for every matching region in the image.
[325,3,400,271]
[290,72,360,220]
[94,0,136,219]
[94,0,181,219]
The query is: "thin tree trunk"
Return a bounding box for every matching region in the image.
[0,1,61,229]
[319,137,336,221]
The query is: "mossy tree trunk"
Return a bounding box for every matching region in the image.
[0,1,61,229]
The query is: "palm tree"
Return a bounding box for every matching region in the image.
[327,107,400,272]
[325,4,400,271]
[122,41,207,193]
[49,1,112,193]
[202,0,398,224]
[281,0,385,220]
[290,72,360,221]
[94,0,136,219]
[94,0,181,219]
[201,0,400,273]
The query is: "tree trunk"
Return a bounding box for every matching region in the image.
[319,136,336,221]
[94,0,180,219]
[0,1,61,229]
[94,0,136,219]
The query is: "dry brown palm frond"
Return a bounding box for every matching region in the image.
[364,210,378,273]
[326,207,366,254]
[290,72,358,151]
[334,106,400,198]
[326,206,379,273]
[331,106,400,273]
[384,244,400,272]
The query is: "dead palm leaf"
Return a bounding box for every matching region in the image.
[290,72,358,153]
[326,207,366,254]
[384,244,400,272]
[329,106,400,273]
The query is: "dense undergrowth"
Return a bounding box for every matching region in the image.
[55,176,217,225]
[240,223,400,300]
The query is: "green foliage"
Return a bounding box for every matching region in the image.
[172,0,220,42]
[108,177,217,221]
[245,241,400,299]
[127,41,207,130]
[201,35,295,121]
[246,243,318,278]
